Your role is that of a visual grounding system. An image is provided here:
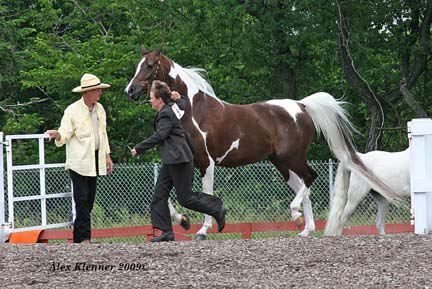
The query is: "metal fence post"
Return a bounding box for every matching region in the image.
[153,163,159,186]
[39,136,47,226]
[328,159,334,203]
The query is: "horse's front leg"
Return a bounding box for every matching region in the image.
[194,161,215,240]
[168,198,183,224]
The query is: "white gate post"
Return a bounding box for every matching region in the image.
[0,132,11,242]
[407,118,432,235]
[0,132,4,226]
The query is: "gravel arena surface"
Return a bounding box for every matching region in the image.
[1,234,432,288]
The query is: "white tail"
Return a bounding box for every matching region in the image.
[324,163,351,236]
[299,92,402,204]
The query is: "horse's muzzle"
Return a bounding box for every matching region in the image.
[126,92,140,101]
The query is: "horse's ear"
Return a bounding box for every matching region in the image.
[156,42,164,55]
[141,45,149,56]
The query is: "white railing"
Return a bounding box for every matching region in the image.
[5,134,72,234]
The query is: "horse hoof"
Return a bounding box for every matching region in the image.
[294,215,305,227]
[193,234,207,241]
[298,230,311,237]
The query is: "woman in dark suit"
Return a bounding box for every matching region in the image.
[131,80,227,242]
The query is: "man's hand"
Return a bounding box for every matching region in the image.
[131,148,137,157]
[106,154,113,174]
[45,130,60,141]
[171,91,181,101]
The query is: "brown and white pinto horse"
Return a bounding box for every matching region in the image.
[125,47,399,238]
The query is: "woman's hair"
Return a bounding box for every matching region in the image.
[151,80,171,104]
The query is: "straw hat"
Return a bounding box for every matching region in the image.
[72,73,111,93]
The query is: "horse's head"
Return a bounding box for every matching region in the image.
[125,46,168,101]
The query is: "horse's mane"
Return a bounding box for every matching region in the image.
[171,61,224,104]
[183,67,216,97]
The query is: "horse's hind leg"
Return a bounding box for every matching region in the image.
[288,160,318,236]
[298,187,315,237]
[371,190,390,235]
[270,157,316,237]
[288,171,315,237]
[339,176,371,234]
[286,170,304,220]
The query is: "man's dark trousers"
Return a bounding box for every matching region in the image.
[151,161,222,232]
[69,151,99,243]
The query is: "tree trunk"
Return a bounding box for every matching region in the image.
[400,82,428,118]
[281,64,296,99]
[337,2,383,151]
[365,105,381,151]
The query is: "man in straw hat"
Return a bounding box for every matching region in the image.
[46,73,113,243]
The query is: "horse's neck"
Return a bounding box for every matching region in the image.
[164,76,223,110]
[166,61,225,103]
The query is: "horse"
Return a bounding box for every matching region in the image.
[324,148,410,236]
[125,46,400,239]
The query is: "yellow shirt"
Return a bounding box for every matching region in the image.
[55,97,110,176]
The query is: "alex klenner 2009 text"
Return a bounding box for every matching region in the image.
[50,262,148,271]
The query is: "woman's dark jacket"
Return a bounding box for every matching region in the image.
[135,98,193,164]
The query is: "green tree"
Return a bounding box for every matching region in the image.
[1,0,430,164]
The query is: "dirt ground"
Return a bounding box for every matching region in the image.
[1,234,431,288]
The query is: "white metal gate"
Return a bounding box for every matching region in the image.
[0,133,73,241]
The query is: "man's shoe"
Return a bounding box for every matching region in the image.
[215,207,227,232]
[180,214,191,231]
[80,240,100,244]
[150,231,175,242]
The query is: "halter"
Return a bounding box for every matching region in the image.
[145,58,161,98]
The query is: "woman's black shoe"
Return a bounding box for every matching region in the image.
[180,214,191,231]
[150,231,175,242]
[215,207,227,232]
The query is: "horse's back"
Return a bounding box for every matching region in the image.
[354,149,410,196]
[225,100,312,138]
[257,99,315,155]
[359,149,409,171]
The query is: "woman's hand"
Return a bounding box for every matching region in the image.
[106,154,113,174]
[131,148,137,157]
[171,91,181,101]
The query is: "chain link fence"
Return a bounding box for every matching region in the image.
[3,161,410,242]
